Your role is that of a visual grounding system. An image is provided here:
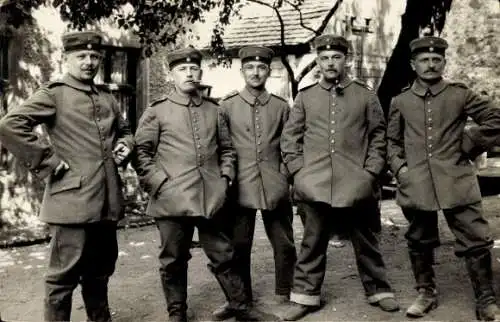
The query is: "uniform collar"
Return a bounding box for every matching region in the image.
[318,75,353,91]
[168,90,202,106]
[411,78,448,97]
[62,74,97,93]
[239,87,271,106]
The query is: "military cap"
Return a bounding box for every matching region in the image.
[239,46,274,65]
[167,47,203,69]
[62,31,103,52]
[313,34,349,54]
[410,36,448,56]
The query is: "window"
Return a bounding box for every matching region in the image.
[94,46,141,131]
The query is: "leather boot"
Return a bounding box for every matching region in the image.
[44,296,73,322]
[160,268,188,322]
[406,251,438,317]
[214,269,279,321]
[211,302,234,321]
[465,250,500,321]
[409,250,436,291]
[81,277,112,322]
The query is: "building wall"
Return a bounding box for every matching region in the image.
[194,0,406,101]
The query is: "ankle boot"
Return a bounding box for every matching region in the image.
[409,250,436,291]
[465,250,500,321]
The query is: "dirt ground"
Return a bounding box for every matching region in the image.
[2,197,500,321]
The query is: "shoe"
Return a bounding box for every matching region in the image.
[275,294,290,305]
[370,296,399,312]
[476,303,500,321]
[211,302,234,321]
[406,288,438,318]
[234,306,280,321]
[282,302,320,321]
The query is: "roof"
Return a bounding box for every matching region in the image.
[222,0,337,49]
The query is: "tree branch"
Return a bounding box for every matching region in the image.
[283,0,317,35]
[315,0,344,35]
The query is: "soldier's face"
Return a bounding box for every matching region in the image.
[64,50,102,81]
[171,63,202,94]
[316,50,346,81]
[241,61,270,89]
[411,52,446,81]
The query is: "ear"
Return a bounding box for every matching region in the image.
[410,59,416,71]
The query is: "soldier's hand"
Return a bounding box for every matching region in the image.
[397,166,408,178]
[113,143,131,165]
[53,160,69,178]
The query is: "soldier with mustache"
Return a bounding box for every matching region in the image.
[387,36,500,321]
[133,46,279,322]
[280,34,399,320]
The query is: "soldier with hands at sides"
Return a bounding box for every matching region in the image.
[213,46,297,321]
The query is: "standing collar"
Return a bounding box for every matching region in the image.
[318,75,353,91]
[411,78,448,97]
[239,87,271,105]
[62,74,97,93]
[168,90,202,106]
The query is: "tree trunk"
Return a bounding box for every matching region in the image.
[377,0,421,117]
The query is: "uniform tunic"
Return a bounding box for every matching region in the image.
[0,74,133,224]
[220,88,290,210]
[133,91,236,218]
[281,77,386,207]
[387,80,500,211]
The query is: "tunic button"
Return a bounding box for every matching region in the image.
[428,126,432,131]
[34,169,39,173]
[427,101,431,105]
[427,109,431,113]
[100,126,105,131]
[197,144,201,148]
[428,118,432,122]
[331,149,335,153]
[96,117,100,122]
[255,109,259,114]
[428,153,432,157]
[331,120,335,124]
[257,141,261,145]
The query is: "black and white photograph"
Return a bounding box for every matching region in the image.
[0,0,499,321]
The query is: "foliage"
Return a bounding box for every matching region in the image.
[3,0,455,100]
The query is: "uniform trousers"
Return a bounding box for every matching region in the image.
[402,202,493,290]
[223,200,297,299]
[156,216,249,318]
[45,221,118,322]
[290,201,393,306]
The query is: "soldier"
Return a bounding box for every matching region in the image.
[280,34,399,321]
[0,31,133,321]
[212,46,297,320]
[387,36,500,321]
[132,46,278,322]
